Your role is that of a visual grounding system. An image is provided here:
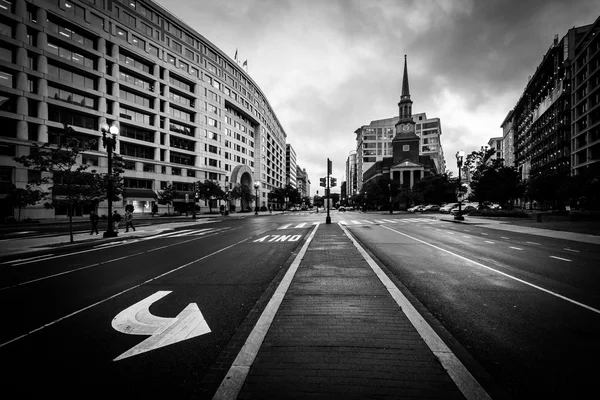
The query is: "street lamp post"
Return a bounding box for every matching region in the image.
[388,183,393,214]
[253,181,260,215]
[100,122,119,237]
[455,150,465,221]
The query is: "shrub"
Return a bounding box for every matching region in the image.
[468,209,530,218]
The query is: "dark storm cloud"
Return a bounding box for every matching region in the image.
[155,0,599,190]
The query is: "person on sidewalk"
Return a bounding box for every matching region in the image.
[90,210,99,235]
[112,210,122,233]
[124,209,136,232]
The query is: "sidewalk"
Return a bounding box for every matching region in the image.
[0,210,284,261]
[215,223,488,399]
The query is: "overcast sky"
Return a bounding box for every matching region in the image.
[155,0,598,196]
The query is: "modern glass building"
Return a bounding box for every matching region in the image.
[0,0,289,219]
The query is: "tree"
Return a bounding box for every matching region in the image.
[412,173,455,205]
[395,186,422,210]
[470,159,522,207]
[360,180,385,210]
[6,184,48,222]
[156,182,177,214]
[269,187,287,208]
[197,180,225,213]
[525,168,571,210]
[13,124,121,243]
[230,183,254,210]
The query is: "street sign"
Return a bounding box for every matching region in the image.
[112,291,211,361]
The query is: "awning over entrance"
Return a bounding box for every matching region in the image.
[123,189,157,200]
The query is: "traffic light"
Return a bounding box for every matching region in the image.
[327,158,332,175]
[320,177,326,187]
[330,178,337,187]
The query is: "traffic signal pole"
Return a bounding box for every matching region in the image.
[326,158,332,224]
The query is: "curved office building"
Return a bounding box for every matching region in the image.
[0,0,287,219]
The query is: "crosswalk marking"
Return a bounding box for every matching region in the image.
[277,218,444,229]
[294,223,307,228]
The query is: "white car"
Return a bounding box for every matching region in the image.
[440,203,458,213]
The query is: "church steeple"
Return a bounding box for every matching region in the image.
[397,55,413,123]
[392,55,419,163]
[401,54,410,99]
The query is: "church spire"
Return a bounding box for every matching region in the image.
[401,54,410,99]
[396,54,414,125]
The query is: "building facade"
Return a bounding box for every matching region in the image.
[285,143,296,188]
[0,0,290,219]
[486,136,503,164]
[345,149,357,199]
[295,165,309,199]
[500,109,515,167]
[354,113,445,191]
[511,25,593,180]
[571,15,600,177]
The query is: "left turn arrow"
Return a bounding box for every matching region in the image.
[112,291,211,361]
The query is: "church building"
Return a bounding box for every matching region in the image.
[362,56,437,188]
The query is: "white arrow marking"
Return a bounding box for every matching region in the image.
[112,291,211,361]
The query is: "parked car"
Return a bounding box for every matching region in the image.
[338,206,346,212]
[407,205,425,212]
[439,203,458,213]
[423,204,440,212]
[451,203,477,215]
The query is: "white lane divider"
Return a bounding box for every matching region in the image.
[381,225,599,316]
[564,248,579,253]
[550,256,571,262]
[509,246,523,250]
[343,224,492,400]
[213,224,320,400]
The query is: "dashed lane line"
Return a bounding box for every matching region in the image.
[509,246,523,250]
[550,256,572,262]
[381,225,600,316]
[564,248,579,253]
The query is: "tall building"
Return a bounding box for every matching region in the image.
[500,109,515,167]
[571,15,600,176]
[486,137,503,164]
[285,143,296,188]
[0,0,289,219]
[363,56,437,188]
[345,150,357,198]
[295,165,309,199]
[511,24,593,180]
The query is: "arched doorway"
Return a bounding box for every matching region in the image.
[230,165,255,211]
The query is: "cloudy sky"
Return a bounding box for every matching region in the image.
[155,0,598,196]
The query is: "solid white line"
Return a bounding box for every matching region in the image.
[0,254,54,265]
[509,246,523,250]
[381,225,600,315]
[564,248,579,253]
[0,236,251,349]
[342,225,492,400]
[213,224,319,400]
[550,256,572,262]
[1,230,232,290]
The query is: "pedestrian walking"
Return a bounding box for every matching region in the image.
[89,210,99,235]
[112,210,122,232]
[124,209,136,232]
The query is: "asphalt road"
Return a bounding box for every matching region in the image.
[0,214,315,398]
[345,215,600,399]
[1,211,598,399]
